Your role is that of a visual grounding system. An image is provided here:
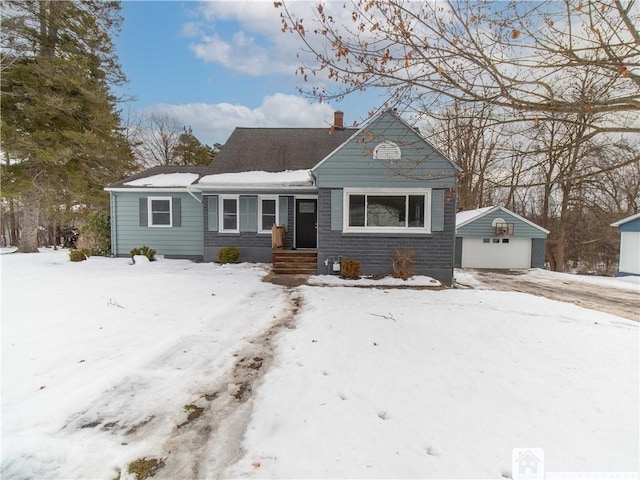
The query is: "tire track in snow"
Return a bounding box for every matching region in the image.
[134,286,303,479]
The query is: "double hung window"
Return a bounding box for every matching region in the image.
[218,195,279,233]
[148,197,172,227]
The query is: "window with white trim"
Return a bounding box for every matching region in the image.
[259,196,279,233]
[343,188,431,233]
[219,195,239,233]
[148,197,172,227]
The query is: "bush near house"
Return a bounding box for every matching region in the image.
[392,249,415,280]
[69,249,90,262]
[341,259,361,279]
[130,246,156,262]
[77,212,111,256]
[217,246,240,264]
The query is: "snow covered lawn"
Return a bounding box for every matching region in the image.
[1,249,638,479]
[1,248,291,479]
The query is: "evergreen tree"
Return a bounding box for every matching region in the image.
[1,0,136,252]
[174,127,218,166]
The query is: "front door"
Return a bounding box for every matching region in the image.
[295,198,317,248]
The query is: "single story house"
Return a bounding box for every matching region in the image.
[106,109,462,285]
[455,206,549,269]
[610,212,640,276]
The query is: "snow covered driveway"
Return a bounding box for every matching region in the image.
[1,250,638,478]
[461,268,640,321]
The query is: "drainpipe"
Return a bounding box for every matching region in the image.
[186,184,202,203]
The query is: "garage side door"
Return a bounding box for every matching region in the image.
[461,237,532,269]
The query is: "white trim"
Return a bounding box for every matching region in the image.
[611,212,640,227]
[195,185,317,192]
[342,188,432,234]
[148,197,172,228]
[219,195,240,233]
[105,187,188,193]
[258,195,279,234]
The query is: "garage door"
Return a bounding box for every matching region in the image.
[461,237,531,269]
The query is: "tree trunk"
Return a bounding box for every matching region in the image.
[10,199,20,246]
[18,186,41,253]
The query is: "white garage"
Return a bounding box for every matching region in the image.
[460,236,532,269]
[455,206,549,270]
[611,213,640,276]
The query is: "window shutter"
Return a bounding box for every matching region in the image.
[431,189,444,232]
[139,197,148,226]
[207,196,218,232]
[331,189,343,230]
[172,197,181,227]
[278,196,288,228]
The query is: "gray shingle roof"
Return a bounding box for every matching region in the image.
[106,127,357,188]
[205,127,357,174]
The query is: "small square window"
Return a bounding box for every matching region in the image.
[492,238,500,243]
[483,238,490,243]
[502,238,510,243]
[148,197,172,227]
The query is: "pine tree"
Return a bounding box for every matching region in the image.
[174,127,218,166]
[1,0,136,252]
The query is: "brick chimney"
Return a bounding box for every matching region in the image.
[333,110,344,129]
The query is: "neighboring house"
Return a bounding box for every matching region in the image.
[610,212,640,276]
[106,109,461,285]
[455,206,549,269]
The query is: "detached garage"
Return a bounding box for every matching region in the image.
[611,212,640,277]
[455,206,549,269]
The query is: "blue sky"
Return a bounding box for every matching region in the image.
[114,1,384,146]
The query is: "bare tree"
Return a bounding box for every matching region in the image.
[424,102,506,210]
[278,0,639,138]
[136,113,183,168]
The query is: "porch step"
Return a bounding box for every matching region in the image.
[272,250,318,275]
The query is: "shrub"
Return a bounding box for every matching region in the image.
[217,246,240,264]
[77,212,111,256]
[340,259,361,279]
[392,248,415,280]
[130,246,156,262]
[69,248,90,262]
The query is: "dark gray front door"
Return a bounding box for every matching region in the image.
[295,199,317,248]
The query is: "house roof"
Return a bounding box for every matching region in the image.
[206,127,358,175]
[197,169,313,189]
[311,108,462,174]
[610,212,640,227]
[456,205,550,234]
[455,206,494,227]
[106,166,210,189]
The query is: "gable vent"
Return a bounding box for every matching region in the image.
[373,141,401,160]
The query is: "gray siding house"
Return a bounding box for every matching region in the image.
[106,109,461,285]
[455,206,549,269]
[610,212,640,276]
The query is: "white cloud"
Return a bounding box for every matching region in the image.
[189,31,293,76]
[142,93,337,145]
[183,1,358,79]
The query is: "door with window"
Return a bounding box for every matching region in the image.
[295,199,317,248]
